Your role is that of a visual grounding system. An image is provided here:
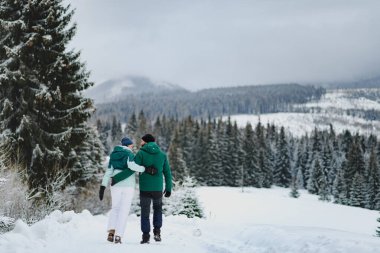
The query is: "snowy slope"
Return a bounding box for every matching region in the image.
[228,88,380,137]
[1,187,379,253]
[228,113,380,137]
[302,89,380,111]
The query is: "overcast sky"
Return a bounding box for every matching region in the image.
[66,0,380,90]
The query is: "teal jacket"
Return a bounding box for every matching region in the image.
[113,142,172,192]
[101,146,144,187]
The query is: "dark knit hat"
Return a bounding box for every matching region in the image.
[121,137,133,146]
[141,134,155,143]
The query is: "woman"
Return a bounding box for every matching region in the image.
[99,137,144,244]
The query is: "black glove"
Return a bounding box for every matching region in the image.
[99,186,106,201]
[111,177,116,186]
[164,191,171,198]
[145,165,158,175]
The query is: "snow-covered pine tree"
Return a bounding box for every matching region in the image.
[289,177,300,198]
[192,122,208,184]
[181,116,195,168]
[345,139,365,188]
[163,177,204,218]
[311,128,322,159]
[365,148,380,210]
[242,122,259,187]
[332,162,348,204]
[321,144,333,194]
[294,137,308,189]
[125,112,138,142]
[367,134,377,151]
[375,191,380,211]
[295,167,305,189]
[341,130,353,153]
[221,117,234,186]
[349,172,366,208]
[204,122,223,186]
[176,177,204,218]
[318,170,330,201]
[111,115,123,145]
[377,215,380,237]
[274,127,291,187]
[232,121,244,187]
[0,0,101,196]
[265,123,277,180]
[136,110,148,148]
[168,128,188,183]
[307,158,321,194]
[255,121,272,188]
[153,116,168,152]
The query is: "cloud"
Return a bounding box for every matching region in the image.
[66,0,380,90]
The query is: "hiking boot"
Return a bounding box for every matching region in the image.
[114,235,122,244]
[107,229,115,242]
[153,228,161,242]
[140,233,150,244]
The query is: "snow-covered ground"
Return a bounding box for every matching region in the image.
[1,187,379,253]
[228,113,380,137]
[227,88,380,137]
[304,89,380,111]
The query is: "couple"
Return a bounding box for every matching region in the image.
[99,134,172,244]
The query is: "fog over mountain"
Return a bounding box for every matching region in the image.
[67,0,380,90]
[85,76,187,104]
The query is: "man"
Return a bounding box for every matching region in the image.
[112,134,172,244]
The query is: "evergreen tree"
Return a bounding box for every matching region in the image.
[242,123,259,187]
[168,129,188,183]
[256,121,272,188]
[289,178,300,198]
[318,171,330,201]
[332,163,348,205]
[176,177,204,218]
[295,167,305,189]
[274,127,291,187]
[181,116,195,172]
[311,128,322,158]
[377,215,380,237]
[222,117,239,186]
[349,173,366,208]
[295,137,309,188]
[204,124,223,186]
[365,148,380,210]
[192,123,208,184]
[341,130,353,153]
[345,140,365,187]
[136,110,148,148]
[321,144,334,193]
[125,112,138,142]
[111,115,122,144]
[307,158,322,194]
[163,177,204,218]
[232,121,244,187]
[0,0,101,194]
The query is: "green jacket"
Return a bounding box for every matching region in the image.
[113,142,172,192]
[107,146,134,181]
[102,146,143,187]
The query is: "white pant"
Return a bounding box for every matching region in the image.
[107,187,134,237]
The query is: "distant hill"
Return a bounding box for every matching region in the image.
[94,83,325,121]
[85,75,188,104]
[322,76,380,89]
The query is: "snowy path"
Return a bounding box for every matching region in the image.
[1,187,380,253]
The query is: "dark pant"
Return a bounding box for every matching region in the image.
[140,191,163,234]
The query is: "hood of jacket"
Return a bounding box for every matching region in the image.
[140,142,160,154]
[110,146,130,161]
